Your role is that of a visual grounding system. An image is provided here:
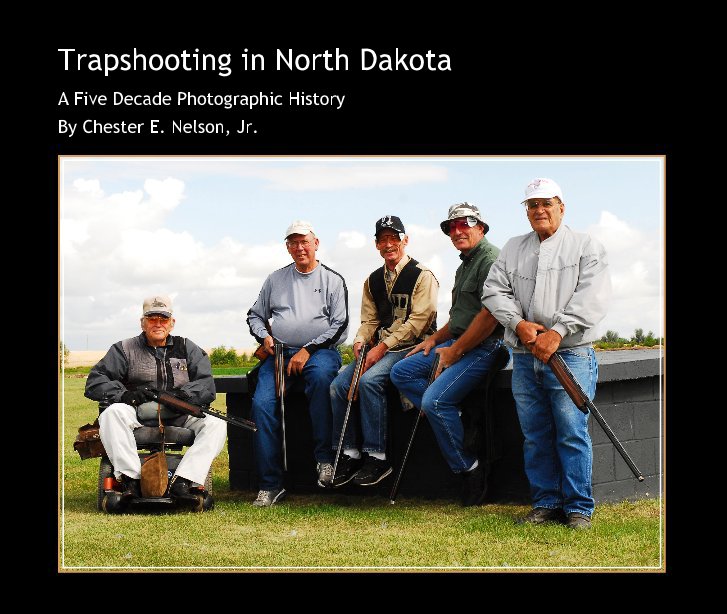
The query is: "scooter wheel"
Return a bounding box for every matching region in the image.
[203,494,215,512]
[101,491,124,514]
[190,494,205,512]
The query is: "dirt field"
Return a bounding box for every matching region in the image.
[66,351,107,367]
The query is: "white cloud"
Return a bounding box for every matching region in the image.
[249,164,449,191]
[587,211,661,338]
[73,178,104,197]
[144,178,185,210]
[61,179,662,352]
[338,231,367,249]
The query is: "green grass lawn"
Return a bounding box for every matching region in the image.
[60,375,664,571]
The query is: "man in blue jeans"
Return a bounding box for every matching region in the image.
[329,215,438,488]
[482,178,611,529]
[390,203,508,507]
[246,220,349,507]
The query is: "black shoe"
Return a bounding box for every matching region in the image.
[517,507,567,525]
[461,464,487,507]
[331,454,363,488]
[565,512,592,530]
[352,456,392,486]
[169,476,194,498]
[119,474,141,499]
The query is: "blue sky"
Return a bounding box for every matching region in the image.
[60,156,663,352]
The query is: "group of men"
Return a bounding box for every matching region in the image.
[85,177,611,530]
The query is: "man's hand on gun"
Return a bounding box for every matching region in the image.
[516,320,561,363]
[263,335,276,356]
[121,387,156,407]
[364,342,388,371]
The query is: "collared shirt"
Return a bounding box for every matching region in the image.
[355,255,439,350]
[449,236,500,337]
[482,224,611,352]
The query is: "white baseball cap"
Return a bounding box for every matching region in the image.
[522,178,563,203]
[285,220,315,239]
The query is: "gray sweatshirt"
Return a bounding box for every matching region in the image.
[482,224,611,353]
[247,262,349,353]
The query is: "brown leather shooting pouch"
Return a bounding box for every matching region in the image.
[141,451,169,497]
[73,419,105,459]
[140,402,169,497]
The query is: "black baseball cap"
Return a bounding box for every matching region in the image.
[375,215,406,237]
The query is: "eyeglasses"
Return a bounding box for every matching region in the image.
[286,239,313,249]
[447,217,478,234]
[376,233,403,245]
[525,199,556,211]
[145,315,171,323]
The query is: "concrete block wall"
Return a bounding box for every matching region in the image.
[217,348,662,505]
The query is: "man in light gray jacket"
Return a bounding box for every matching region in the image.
[482,178,611,530]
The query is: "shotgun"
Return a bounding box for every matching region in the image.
[548,351,644,482]
[389,354,440,504]
[149,389,258,432]
[332,343,370,482]
[274,341,288,471]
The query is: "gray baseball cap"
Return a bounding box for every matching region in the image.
[143,294,173,317]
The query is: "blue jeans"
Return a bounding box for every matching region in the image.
[251,347,341,491]
[330,349,408,454]
[389,338,507,473]
[511,347,598,517]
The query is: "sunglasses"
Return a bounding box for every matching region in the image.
[446,217,478,234]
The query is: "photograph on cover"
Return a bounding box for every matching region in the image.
[59,155,664,571]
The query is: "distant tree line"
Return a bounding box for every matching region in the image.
[208,346,258,367]
[594,328,662,350]
[209,329,660,369]
[209,344,357,367]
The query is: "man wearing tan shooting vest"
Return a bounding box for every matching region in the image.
[329,215,439,488]
[84,294,227,501]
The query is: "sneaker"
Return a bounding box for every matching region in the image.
[252,488,287,507]
[352,455,392,486]
[566,512,592,530]
[517,507,567,525]
[461,464,487,507]
[331,454,363,488]
[317,462,334,488]
[119,474,141,499]
[169,476,194,498]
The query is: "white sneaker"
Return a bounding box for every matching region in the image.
[317,462,334,488]
[252,488,286,507]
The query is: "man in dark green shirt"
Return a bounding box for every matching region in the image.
[390,202,509,506]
